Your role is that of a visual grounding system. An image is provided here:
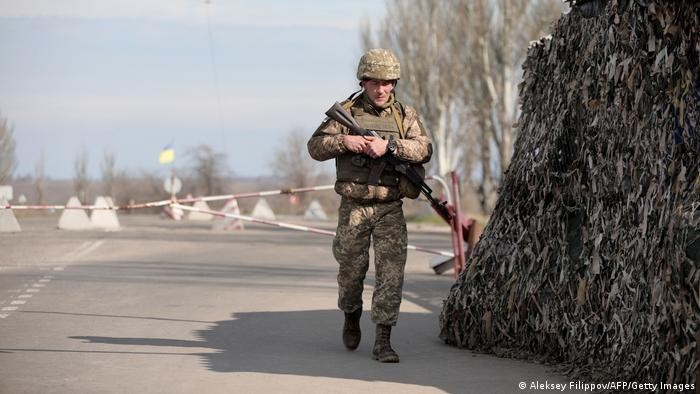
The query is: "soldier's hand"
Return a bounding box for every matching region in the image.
[343,135,368,154]
[362,136,388,158]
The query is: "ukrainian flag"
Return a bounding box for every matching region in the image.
[159,145,175,164]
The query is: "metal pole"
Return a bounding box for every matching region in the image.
[176,184,335,204]
[1,199,172,211]
[170,167,176,202]
[0,184,336,211]
[451,171,466,277]
[448,210,460,276]
[172,203,454,258]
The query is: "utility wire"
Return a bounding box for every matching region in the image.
[204,0,227,151]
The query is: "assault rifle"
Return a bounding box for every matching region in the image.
[324,102,453,222]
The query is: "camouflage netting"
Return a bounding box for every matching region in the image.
[439,0,699,388]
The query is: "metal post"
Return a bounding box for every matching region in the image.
[451,171,466,277]
[449,211,460,277]
[1,184,337,212]
[170,167,176,202]
[172,203,454,258]
[427,174,459,275]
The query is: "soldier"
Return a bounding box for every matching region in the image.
[307,48,432,363]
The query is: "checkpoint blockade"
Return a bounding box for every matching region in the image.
[0,181,466,262]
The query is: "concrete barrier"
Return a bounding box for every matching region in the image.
[0,198,21,233]
[58,197,93,230]
[90,196,120,231]
[212,198,244,231]
[188,201,214,221]
[303,199,328,221]
[251,198,275,220]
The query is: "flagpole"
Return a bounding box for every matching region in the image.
[160,144,176,201]
[170,165,176,201]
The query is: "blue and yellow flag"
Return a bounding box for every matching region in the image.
[159,145,175,164]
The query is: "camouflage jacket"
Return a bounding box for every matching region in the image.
[308,94,433,202]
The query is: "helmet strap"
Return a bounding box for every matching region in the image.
[346,88,364,102]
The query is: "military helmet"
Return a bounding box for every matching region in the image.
[356,48,400,81]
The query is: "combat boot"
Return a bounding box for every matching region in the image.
[342,309,362,350]
[372,324,399,363]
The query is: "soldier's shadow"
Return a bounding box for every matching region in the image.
[72,309,468,392]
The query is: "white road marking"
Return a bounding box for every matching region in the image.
[63,241,92,260]
[1,257,67,320]
[80,240,105,258]
[63,240,105,262]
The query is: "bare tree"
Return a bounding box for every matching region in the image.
[453,0,562,211]
[272,129,323,187]
[34,152,46,205]
[187,144,229,196]
[134,169,169,204]
[0,112,17,184]
[273,129,327,211]
[363,0,563,213]
[362,2,464,178]
[74,149,89,203]
[101,150,116,198]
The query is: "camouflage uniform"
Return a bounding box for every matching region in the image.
[308,93,432,326]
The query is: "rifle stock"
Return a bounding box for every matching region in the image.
[325,102,376,136]
[324,102,453,221]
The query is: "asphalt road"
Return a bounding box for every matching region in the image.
[0,214,583,394]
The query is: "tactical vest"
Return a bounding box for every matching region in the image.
[336,101,405,187]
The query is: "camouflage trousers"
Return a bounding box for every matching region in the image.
[333,197,407,326]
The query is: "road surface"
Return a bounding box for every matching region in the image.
[0,214,582,393]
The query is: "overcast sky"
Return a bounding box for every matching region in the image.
[0,0,386,180]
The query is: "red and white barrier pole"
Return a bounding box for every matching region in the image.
[1,199,173,211]
[176,184,335,204]
[173,203,336,237]
[451,171,466,277]
[172,203,454,258]
[0,184,336,212]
